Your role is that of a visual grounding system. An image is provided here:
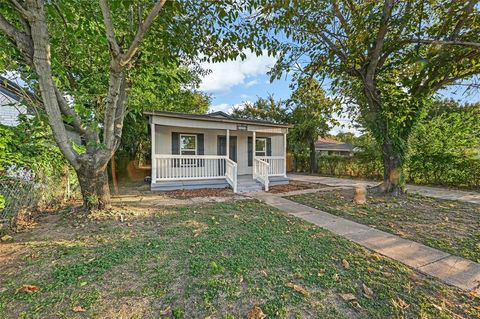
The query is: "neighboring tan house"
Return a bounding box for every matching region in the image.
[315,137,354,156]
[146,110,291,193]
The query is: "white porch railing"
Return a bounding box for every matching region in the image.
[257,156,285,176]
[225,158,237,192]
[154,155,227,181]
[253,157,270,191]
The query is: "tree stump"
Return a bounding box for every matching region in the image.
[353,183,367,204]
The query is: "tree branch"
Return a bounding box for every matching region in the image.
[406,39,480,49]
[0,13,34,62]
[8,0,31,19]
[365,0,394,80]
[99,0,122,58]
[121,0,167,65]
[450,0,476,40]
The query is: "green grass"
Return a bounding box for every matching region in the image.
[0,200,478,318]
[287,189,480,263]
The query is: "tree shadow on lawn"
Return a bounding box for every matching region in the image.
[0,200,479,318]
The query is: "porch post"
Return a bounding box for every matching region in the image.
[253,130,256,161]
[150,122,156,183]
[283,131,287,177]
[226,129,230,159]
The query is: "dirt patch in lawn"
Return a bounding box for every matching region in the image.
[268,180,331,194]
[287,188,480,263]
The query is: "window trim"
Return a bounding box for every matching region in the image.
[255,137,267,157]
[179,134,197,156]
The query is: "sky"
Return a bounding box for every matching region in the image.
[198,51,480,136]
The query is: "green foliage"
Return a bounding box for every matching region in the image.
[407,100,480,187]
[0,117,75,218]
[288,78,339,147]
[258,0,479,188]
[232,79,338,172]
[316,100,480,189]
[232,94,289,124]
[119,66,211,159]
[0,0,267,148]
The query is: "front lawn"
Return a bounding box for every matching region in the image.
[0,200,478,318]
[287,189,480,263]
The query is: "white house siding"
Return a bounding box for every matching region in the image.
[154,125,284,176]
[0,92,27,127]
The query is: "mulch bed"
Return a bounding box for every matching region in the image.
[268,180,331,194]
[164,188,234,199]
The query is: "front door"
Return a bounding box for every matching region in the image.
[217,135,237,162]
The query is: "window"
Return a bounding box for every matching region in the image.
[255,137,267,156]
[180,134,197,155]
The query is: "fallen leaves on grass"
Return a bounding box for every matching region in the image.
[72,306,86,313]
[247,306,266,319]
[16,285,39,293]
[1,234,13,241]
[392,296,410,310]
[342,259,350,269]
[362,283,374,299]
[159,306,171,316]
[286,283,310,297]
[340,293,357,302]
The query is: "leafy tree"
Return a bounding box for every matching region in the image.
[288,78,339,173]
[260,0,480,195]
[233,79,338,173]
[231,94,288,124]
[0,0,260,210]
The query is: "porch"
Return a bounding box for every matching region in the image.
[147,111,291,193]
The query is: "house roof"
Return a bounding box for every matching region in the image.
[0,75,40,107]
[144,110,293,128]
[315,137,354,151]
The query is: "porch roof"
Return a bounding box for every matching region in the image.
[144,110,293,129]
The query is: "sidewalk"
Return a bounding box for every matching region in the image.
[288,174,480,205]
[252,192,480,293]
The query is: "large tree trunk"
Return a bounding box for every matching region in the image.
[76,160,111,210]
[309,139,317,174]
[373,140,405,196]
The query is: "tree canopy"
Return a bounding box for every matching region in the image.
[257,0,480,194]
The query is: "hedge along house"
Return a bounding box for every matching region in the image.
[146,111,291,192]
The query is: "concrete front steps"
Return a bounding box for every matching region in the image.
[237,178,263,193]
[237,176,290,193]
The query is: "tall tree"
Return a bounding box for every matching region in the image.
[231,94,288,123]
[288,78,339,173]
[0,0,260,210]
[260,0,480,194]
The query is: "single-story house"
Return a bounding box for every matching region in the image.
[315,137,354,156]
[145,110,292,192]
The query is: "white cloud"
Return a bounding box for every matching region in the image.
[240,93,251,100]
[209,101,250,114]
[199,50,276,93]
[245,79,259,87]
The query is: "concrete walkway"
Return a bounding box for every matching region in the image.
[252,192,480,293]
[289,174,480,205]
